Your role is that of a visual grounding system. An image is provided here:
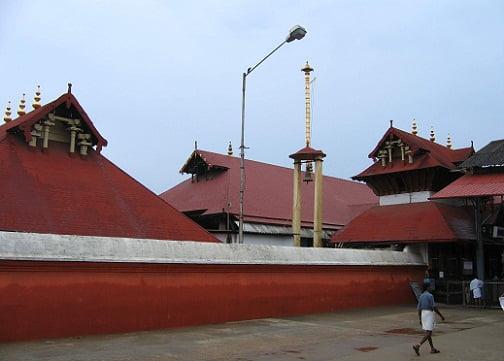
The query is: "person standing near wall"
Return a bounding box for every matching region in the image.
[470,277,484,306]
[413,283,445,356]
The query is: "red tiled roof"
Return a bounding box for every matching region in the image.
[431,173,504,199]
[354,127,473,179]
[330,202,475,244]
[289,146,326,160]
[0,95,219,243]
[160,150,378,229]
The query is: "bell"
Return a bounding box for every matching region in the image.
[304,162,313,183]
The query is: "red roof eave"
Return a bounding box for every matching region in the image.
[289,146,326,161]
[330,202,475,244]
[431,173,504,199]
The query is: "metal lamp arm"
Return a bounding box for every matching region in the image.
[245,40,288,76]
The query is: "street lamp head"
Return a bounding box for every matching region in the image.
[286,25,307,43]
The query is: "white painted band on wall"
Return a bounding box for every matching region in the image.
[0,231,425,266]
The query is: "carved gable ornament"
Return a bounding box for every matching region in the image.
[375,135,413,167]
[1,85,107,156]
[27,113,94,155]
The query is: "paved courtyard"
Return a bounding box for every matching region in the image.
[1,304,503,361]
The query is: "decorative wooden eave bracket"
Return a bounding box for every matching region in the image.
[374,136,414,167]
[368,127,418,167]
[0,88,107,155]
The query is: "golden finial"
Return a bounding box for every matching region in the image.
[446,133,452,149]
[32,85,41,109]
[17,93,26,116]
[430,127,435,142]
[301,61,314,73]
[227,141,233,156]
[412,118,418,135]
[4,101,12,122]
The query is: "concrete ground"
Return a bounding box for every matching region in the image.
[1,304,503,361]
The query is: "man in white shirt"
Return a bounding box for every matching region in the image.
[469,277,484,306]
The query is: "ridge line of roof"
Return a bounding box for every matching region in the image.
[190,149,364,183]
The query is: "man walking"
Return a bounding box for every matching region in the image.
[413,282,445,356]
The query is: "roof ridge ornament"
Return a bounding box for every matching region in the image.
[227,141,233,156]
[67,82,72,94]
[447,133,452,149]
[412,118,418,135]
[430,126,435,142]
[3,101,12,123]
[17,93,26,116]
[32,85,41,109]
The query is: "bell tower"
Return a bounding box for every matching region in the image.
[290,62,326,247]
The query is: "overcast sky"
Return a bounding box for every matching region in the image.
[1,0,503,193]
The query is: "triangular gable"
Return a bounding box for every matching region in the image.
[1,89,107,154]
[180,149,230,175]
[354,127,473,179]
[330,202,475,244]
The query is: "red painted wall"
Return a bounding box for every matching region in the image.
[0,260,424,342]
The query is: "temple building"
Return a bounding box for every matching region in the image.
[160,147,377,246]
[331,122,504,303]
[0,85,219,243]
[431,139,504,282]
[0,85,424,343]
[161,62,378,246]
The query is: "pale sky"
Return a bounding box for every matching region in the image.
[1,0,503,194]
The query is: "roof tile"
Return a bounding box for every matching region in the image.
[161,150,378,229]
[0,93,219,243]
[330,202,475,244]
[431,173,504,199]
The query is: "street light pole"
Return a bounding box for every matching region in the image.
[238,25,307,244]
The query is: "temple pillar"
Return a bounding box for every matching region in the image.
[292,161,302,247]
[313,156,324,247]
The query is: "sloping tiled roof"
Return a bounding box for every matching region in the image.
[160,150,378,229]
[430,172,504,199]
[330,202,475,244]
[0,93,219,243]
[289,146,326,160]
[459,139,504,168]
[354,127,473,179]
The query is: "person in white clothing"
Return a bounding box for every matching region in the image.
[470,277,484,306]
[413,282,445,356]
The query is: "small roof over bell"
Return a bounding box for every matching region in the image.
[289,146,326,161]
